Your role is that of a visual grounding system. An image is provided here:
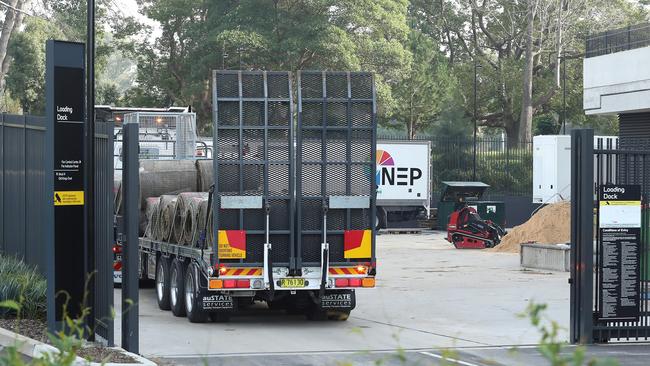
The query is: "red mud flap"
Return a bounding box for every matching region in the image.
[317,290,356,311]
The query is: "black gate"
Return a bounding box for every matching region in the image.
[212,70,294,267]
[571,129,650,343]
[296,71,377,268]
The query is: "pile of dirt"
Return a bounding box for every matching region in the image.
[490,201,570,253]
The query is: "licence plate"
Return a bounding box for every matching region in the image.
[280,278,305,288]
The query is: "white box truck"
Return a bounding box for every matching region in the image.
[376,140,431,228]
[532,135,617,204]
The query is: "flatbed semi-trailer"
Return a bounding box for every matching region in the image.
[122,70,378,323]
[136,236,373,322]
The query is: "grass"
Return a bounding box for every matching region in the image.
[0,255,46,320]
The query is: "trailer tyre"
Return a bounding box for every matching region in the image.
[376,207,388,230]
[209,312,231,323]
[327,310,350,321]
[170,258,187,317]
[155,256,171,311]
[306,307,328,321]
[184,262,208,323]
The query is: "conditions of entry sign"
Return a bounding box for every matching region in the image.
[598,184,641,321]
[45,40,87,330]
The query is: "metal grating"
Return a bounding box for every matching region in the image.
[213,71,294,266]
[296,71,377,266]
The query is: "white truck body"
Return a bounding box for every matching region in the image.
[376,140,431,212]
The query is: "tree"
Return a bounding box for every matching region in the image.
[118,0,413,132]
[391,30,457,138]
[5,17,63,114]
[4,0,114,114]
[97,83,120,106]
[410,0,648,145]
[0,0,31,91]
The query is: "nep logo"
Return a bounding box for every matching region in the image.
[376,150,422,186]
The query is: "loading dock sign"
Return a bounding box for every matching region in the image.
[45,40,87,326]
[53,66,85,206]
[598,184,641,321]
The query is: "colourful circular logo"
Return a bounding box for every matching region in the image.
[376,150,395,185]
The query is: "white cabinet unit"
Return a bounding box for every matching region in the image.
[532,135,618,204]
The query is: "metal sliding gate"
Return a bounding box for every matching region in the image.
[212,71,295,267]
[571,129,650,343]
[296,71,377,268]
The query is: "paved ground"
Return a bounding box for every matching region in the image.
[116,232,577,365]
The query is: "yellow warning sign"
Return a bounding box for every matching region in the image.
[54,191,84,206]
[600,200,641,206]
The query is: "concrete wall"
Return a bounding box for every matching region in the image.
[583,46,650,115]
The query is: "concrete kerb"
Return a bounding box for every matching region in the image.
[0,326,156,366]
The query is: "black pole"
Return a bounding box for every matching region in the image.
[85,0,96,339]
[570,129,594,344]
[473,59,478,181]
[562,56,567,134]
[122,123,139,353]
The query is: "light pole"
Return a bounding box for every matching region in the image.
[85,0,96,340]
[562,55,567,134]
[473,59,479,181]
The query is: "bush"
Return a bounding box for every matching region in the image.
[0,255,46,320]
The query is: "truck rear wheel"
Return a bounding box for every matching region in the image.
[209,312,231,323]
[170,258,187,317]
[376,207,388,230]
[155,256,171,310]
[184,262,208,323]
[328,310,350,321]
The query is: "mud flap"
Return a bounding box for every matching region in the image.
[197,271,235,312]
[200,293,235,312]
[318,290,356,312]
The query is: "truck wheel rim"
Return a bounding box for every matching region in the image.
[156,262,165,301]
[170,266,178,306]
[185,270,194,313]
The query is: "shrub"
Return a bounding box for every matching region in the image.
[0,255,46,320]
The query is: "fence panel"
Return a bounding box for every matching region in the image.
[94,121,115,345]
[25,116,46,271]
[0,114,3,254]
[3,115,27,260]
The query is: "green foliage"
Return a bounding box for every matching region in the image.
[4,1,114,115]
[0,255,46,320]
[521,302,619,366]
[0,301,88,366]
[535,114,560,135]
[119,0,412,130]
[97,83,121,106]
[5,18,63,115]
[391,30,458,138]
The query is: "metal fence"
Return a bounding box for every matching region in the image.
[0,114,47,270]
[0,114,115,345]
[586,23,650,58]
[379,135,533,197]
[571,129,650,343]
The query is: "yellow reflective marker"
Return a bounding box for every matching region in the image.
[54,191,84,206]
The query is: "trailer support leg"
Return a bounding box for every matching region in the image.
[320,204,329,300]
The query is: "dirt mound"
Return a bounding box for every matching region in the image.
[490,201,570,253]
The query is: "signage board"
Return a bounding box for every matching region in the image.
[45,40,87,326]
[376,141,430,206]
[598,184,641,321]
